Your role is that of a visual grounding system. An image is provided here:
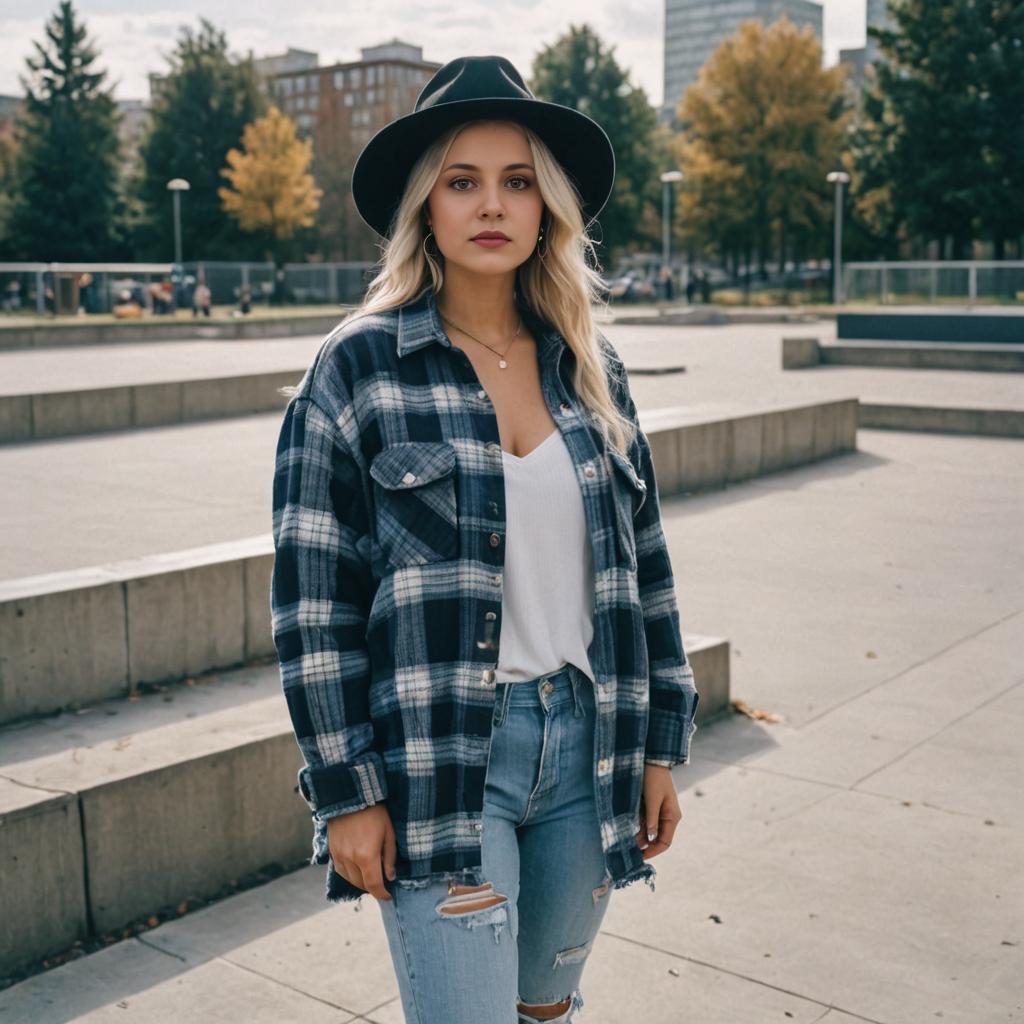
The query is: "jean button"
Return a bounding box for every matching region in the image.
[542,681,555,694]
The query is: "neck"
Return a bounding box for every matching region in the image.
[436,266,520,339]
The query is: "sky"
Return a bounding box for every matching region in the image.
[0,0,868,106]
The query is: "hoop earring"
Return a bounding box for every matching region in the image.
[423,230,443,262]
[535,229,548,261]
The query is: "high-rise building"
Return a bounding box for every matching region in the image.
[663,0,824,125]
[838,0,895,91]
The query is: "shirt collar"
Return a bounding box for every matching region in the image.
[396,287,566,366]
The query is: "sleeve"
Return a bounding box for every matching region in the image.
[598,331,700,767]
[270,393,388,819]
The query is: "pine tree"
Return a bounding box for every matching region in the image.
[530,24,663,265]
[136,19,266,261]
[5,1,123,260]
[855,0,1024,259]
[218,105,322,262]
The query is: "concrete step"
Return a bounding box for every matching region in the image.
[0,632,730,980]
[858,401,1024,437]
[0,398,856,723]
[0,313,347,351]
[782,335,1024,372]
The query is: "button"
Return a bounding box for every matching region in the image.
[584,464,596,478]
[485,442,501,454]
[402,471,417,484]
[492,573,502,585]
[542,681,555,694]
[598,757,611,773]
[477,388,488,399]
[474,822,483,830]
[489,501,500,515]
[559,402,571,414]
[489,532,501,547]
[481,668,495,685]
[485,611,497,621]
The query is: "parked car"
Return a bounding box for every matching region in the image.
[604,274,657,302]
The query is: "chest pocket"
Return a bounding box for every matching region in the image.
[606,444,648,572]
[369,441,459,571]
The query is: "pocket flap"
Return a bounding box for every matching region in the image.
[370,441,457,490]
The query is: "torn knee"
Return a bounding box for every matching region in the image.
[437,880,508,915]
[517,990,583,1022]
[517,996,572,1019]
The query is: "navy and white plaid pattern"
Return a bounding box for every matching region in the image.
[270,286,699,903]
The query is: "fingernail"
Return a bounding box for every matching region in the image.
[647,830,657,842]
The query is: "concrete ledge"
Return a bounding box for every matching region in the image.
[0,538,275,726]
[0,399,854,722]
[0,314,346,351]
[0,632,730,978]
[782,336,1024,372]
[859,402,1024,437]
[836,310,1024,344]
[0,372,301,443]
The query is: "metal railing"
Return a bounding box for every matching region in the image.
[844,260,1024,306]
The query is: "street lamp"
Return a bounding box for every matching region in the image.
[660,170,684,271]
[166,178,191,265]
[826,170,850,305]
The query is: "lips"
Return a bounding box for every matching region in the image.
[472,233,510,241]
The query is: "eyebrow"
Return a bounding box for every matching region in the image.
[442,163,535,173]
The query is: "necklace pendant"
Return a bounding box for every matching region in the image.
[499,358,508,369]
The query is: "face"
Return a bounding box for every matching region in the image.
[424,121,545,275]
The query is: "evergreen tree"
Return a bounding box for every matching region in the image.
[855,0,1024,259]
[136,19,266,261]
[530,24,662,266]
[5,1,123,261]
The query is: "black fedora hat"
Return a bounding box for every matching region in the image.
[351,54,616,239]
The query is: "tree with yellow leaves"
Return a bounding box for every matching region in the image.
[674,15,851,283]
[218,105,322,261]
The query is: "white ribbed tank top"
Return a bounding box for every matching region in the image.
[494,427,596,684]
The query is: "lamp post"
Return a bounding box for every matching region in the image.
[660,170,684,302]
[166,178,191,265]
[826,170,850,305]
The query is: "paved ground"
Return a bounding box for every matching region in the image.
[1,318,1022,1021]
[3,426,1021,1022]
[2,320,1022,582]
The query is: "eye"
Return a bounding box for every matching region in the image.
[448,175,532,191]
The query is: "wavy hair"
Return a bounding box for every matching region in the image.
[283,118,636,456]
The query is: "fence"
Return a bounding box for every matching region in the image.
[0,260,376,316]
[844,261,1024,306]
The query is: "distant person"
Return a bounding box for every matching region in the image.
[192,280,212,318]
[2,279,22,312]
[686,273,696,304]
[236,285,252,316]
[700,270,711,303]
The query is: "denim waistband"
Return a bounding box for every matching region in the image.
[494,663,590,718]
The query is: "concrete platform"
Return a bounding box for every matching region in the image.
[836,307,1024,343]
[2,427,1020,1021]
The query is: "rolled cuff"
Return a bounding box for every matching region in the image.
[297,750,389,820]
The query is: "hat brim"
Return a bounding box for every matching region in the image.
[351,97,616,238]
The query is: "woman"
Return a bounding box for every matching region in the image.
[270,55,700,1024]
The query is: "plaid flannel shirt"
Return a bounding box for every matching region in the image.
[270,286,699,903]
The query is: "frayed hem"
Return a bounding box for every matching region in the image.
[611,860,657,893]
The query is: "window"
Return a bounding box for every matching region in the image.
[367,66,376,85]
[344,93,354,107]
[333,70,345,89]
[307,75,317,92]
[279,77,293,96]
[351,67,362,86]
[367,89,375,104]
[296,95,306,110]
[308,93,319,110]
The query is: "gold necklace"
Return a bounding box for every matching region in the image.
[440,313,522,369]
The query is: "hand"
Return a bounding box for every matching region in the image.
[326,803,398,902]
[636,764,682,860]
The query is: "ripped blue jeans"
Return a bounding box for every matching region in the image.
[377,663,612,1023]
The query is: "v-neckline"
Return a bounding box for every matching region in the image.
[501,429,559,463]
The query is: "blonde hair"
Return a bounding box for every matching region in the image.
[284,119,636,455]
